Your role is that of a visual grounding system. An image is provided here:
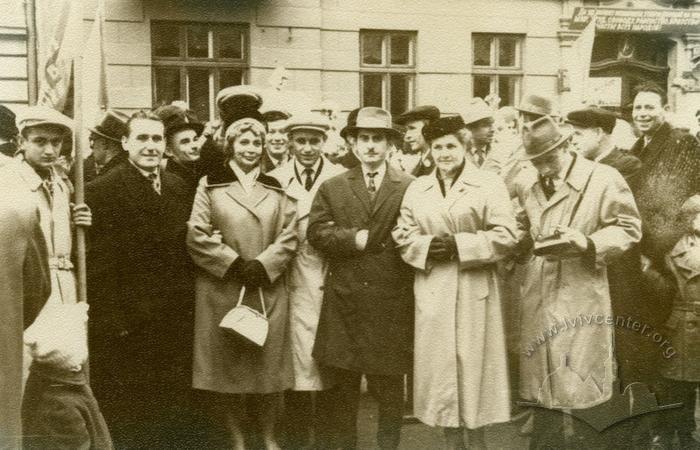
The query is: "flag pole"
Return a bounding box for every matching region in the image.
[73,41,87,305]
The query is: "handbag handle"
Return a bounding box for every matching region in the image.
[235,286,267,318]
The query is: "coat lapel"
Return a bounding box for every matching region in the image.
[371,164,401,216]
[347,166,372,215]
[445,164,482,211]
[121,163,162,213]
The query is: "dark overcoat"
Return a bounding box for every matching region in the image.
[308,164,414,376]
[85,162,194,409]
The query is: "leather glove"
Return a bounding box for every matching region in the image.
[241,260,270,288]
[442,235,457,260]
[226,257,247,280]
[428,237,450,261]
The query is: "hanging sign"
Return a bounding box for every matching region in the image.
[571,7,700,33]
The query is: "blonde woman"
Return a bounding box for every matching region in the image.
[187,117,298,450]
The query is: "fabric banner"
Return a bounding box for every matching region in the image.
[567,17,597,112]
[81,0,110,149]
[35,0,83,112]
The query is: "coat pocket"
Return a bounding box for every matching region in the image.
[464,269,490,301]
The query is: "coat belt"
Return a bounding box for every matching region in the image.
[48,255,74,271]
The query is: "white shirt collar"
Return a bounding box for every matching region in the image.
[362,162,387,189]
[129,159,160,180]
[229,160,259,193]
[294,157,322,179]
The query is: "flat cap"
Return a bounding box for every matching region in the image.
[566,107,616,134]
[16,106,73,136]
[285,112,330,135]
[461,98,493,126]
[396,105,440,125]
[0,104,18,139]
[422,115,466,143]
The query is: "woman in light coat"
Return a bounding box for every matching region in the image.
[187,118,298,450]
[393,116,518,449]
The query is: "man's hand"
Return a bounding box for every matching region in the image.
[71,203,92,228]
[355,229,369,251]
[554,225,588,252]
[428,235,457,261]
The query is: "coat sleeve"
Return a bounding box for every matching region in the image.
[307,181,361,258]
[454,177,519,269]
[392,182,434,271]
[255,193,298,283]
[186,179,240,278]
[588,169,642,267]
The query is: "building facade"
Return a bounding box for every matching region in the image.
[1,0,699,123]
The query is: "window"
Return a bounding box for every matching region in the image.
[471,34,523,107]
[151,22,248,121]
[360,30,416,117]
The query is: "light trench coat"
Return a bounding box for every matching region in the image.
[393,164,518,428]
[515,155,641,409]
[187,166,298,394]
[268,158,346,390]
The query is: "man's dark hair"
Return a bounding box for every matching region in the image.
[634,82,668,106]
[125,110,162,137]
[261,110,291,123]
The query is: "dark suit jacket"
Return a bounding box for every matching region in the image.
[85,163,194,391]
[411,151,435,177]
[308,164,414,375]
[71,152,126,185]
[260,150,290,174]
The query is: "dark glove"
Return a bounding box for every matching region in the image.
[442,235,457,259]
[241,260,270,288]
[428,237,450,261]
[226,257,247,280]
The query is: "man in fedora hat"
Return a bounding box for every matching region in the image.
[1,105,112,449]
[334,108,361,169]
[78,109,129,184]
[391,105,440,176]
[514,116,641,445]
[0,104,18,162]
[308,106,414,450]
[268,111,345,448]
[155,103,205,194]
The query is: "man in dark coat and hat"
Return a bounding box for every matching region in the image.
[308,106,414,450]
[76,109,128,184]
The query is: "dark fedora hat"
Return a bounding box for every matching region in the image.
[0,104,18,139]
[566,107,616,134]
[516,94,557,117]
[519,116,572,161]
[422,115,466,143]
[88,109,129,142]
[340,108,361,140]
[153,104,204,137]
[396,105,441,125]
[342,107,402,140]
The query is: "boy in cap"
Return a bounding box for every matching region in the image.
[261,109,292,172]
[392,105,440,176]
[2,105,111,449]
[155,103,205,194]
[514,116,641,446]
[268,112,346,448]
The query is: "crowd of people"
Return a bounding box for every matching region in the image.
[1,80,699,450]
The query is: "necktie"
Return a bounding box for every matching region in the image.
[367,171,378,199]
[475,149,485,168]
[541,176,555,200]
[148,172,161,195]
[303,167,314,191]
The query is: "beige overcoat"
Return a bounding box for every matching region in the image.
[393,164,518,428]
[187,167,298,394]
[515,155,641,409]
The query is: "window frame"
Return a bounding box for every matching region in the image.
[471,33,524,107]
[359,30,417,115]
[151,21,250,121]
